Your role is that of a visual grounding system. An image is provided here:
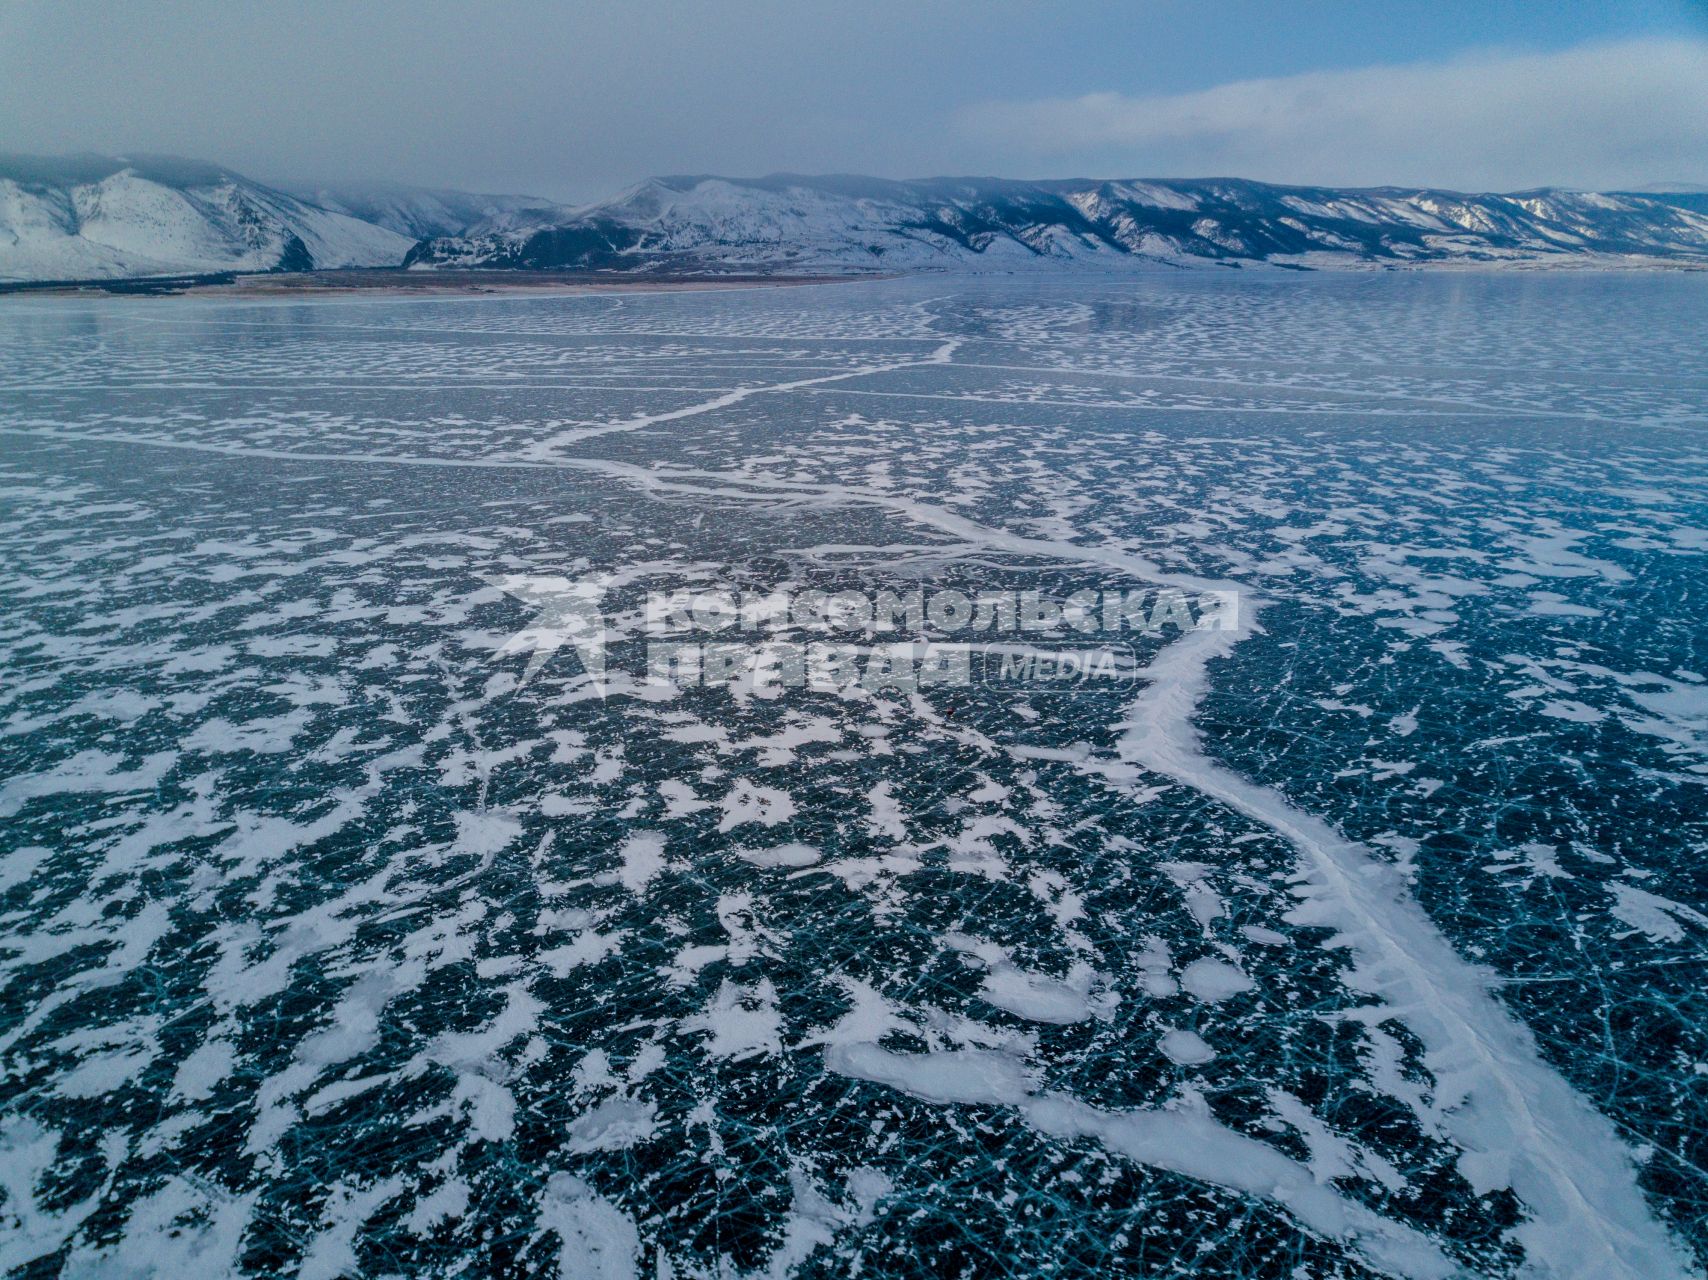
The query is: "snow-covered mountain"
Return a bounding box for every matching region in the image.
[8,158,1707,283]
[404,174,1708,273]
[0,154,414,283]
[1625,188,1708,218]
[276,179,571,242]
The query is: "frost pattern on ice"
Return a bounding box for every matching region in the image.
[1,274,1706,1278]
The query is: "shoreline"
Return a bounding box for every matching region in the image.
[2,259,1701,303]
[0,268,883,300]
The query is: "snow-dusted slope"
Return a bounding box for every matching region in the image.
[0,154,414,283]
[277,179,571,242]
[405,174,1708,273]
[10,159,1707,283]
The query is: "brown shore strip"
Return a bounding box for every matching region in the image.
[0,268,883,299]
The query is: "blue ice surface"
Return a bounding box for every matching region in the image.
[0,271,1705,1278]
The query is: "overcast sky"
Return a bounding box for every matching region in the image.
[2,0,1705,202]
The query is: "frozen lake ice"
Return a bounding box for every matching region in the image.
[1,272,1706,1278]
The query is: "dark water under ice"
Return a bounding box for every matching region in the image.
[1,272,1705,1278]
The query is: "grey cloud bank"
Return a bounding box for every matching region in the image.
[956,38,1708,193]
[1,1,1703,200]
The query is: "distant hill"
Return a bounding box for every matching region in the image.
[7,156,1708,284]
[404,173,1708,274]
[0,153,413,283]
[1621,189,1708,218]
[275,179,571,242]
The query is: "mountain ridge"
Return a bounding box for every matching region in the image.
[4,154,1708,284]
[274,179,572,242]
[404,172,1708,274]
[0,153,414,283]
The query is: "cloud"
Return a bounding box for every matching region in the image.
[955,37,1708,191]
